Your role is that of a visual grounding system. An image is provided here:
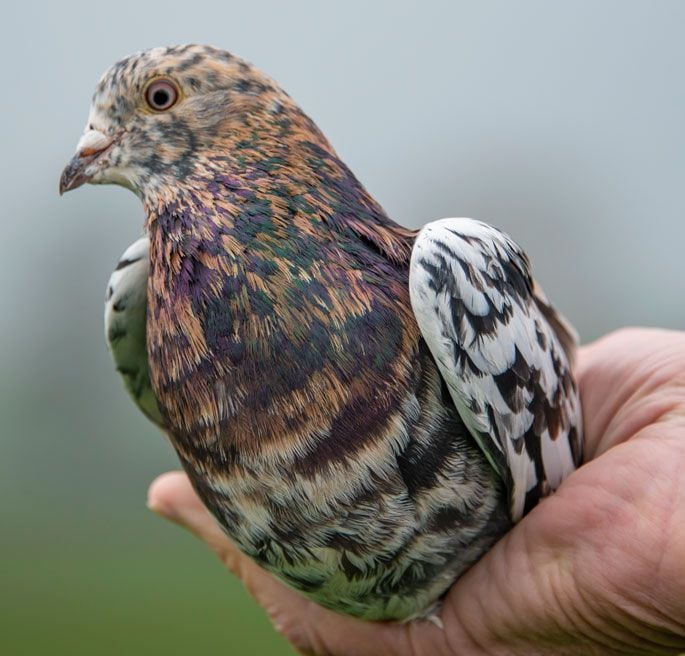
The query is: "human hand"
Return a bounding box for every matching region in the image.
[148,328,685,655]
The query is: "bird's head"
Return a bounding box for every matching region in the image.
[59,45,295,201]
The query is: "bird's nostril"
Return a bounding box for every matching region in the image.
[76,129,113,159]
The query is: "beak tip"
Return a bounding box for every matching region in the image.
[59,158,88,196]
[60,130,114,197]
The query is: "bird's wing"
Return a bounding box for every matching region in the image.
[105,237,164,427]
[409,218,582,521]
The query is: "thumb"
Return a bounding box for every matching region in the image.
[147,471,291,604]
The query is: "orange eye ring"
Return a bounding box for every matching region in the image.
[144,78,179,111]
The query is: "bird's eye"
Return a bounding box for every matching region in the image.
[145,79,179,111]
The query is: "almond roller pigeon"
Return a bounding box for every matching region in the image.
[60,45,582,622]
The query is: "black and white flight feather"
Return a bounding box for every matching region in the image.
[409,218,582,521]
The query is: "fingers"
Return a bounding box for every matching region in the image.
[576,328,685,459]
[438,425,685,656]
[147,472,437,656]
[147,471,237,563]
[147,472,314,646]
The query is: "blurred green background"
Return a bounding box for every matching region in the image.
[2,1,684,654]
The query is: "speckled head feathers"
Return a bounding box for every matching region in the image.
[61,44,413,258]
[62,45,300,198]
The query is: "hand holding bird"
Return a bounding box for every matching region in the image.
[149,328,685,655]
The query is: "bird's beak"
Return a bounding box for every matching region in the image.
[59,129,114,195]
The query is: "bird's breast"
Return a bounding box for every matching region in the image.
[145,220,421,460]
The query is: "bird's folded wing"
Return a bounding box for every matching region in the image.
[409,218,582,521]
[105,237,165,428]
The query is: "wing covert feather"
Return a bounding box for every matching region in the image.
[409,218,582,521]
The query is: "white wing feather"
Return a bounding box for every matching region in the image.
[409,218,582,521]
[105,237,163,427]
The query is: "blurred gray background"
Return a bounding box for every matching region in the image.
[1,1,683,654]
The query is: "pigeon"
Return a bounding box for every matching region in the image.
[60,45,582,622]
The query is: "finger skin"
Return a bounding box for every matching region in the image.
[576,327,685,459]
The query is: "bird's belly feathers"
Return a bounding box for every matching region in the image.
[176,351,510,621]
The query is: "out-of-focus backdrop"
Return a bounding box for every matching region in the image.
[1,1,683,654]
